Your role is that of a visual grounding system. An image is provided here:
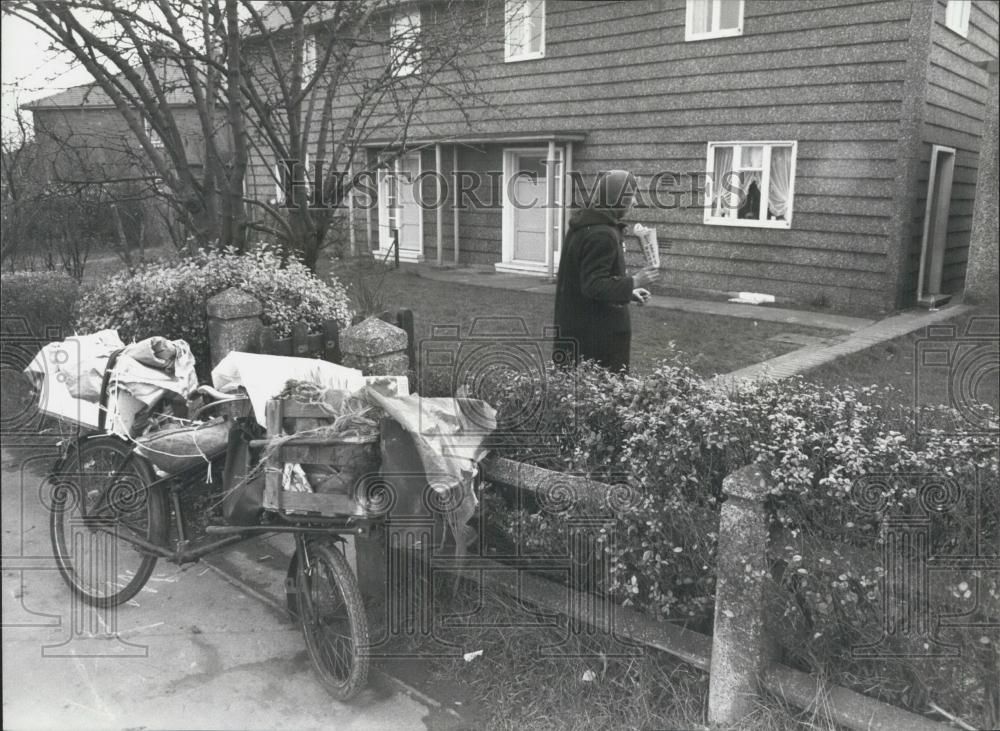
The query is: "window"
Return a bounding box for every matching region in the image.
[390,9,421,77]
[945,0,971,37]
[704,141,797,228]
[144,117,163,148]
[505,0,545,61]
[685,0,744,41]
[302,34,317,86]
[272,154,311,205]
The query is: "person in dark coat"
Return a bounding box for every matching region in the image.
[553,169,661,373]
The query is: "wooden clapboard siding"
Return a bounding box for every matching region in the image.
[241,0,996,313]
[904,0,999,303]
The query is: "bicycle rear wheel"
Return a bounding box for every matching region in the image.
[296,539,370,701]
[49,436,168,607]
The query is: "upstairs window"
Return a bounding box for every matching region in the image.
[144,117,163,148]
[686,0,744,41]
[390,9,421,76]
[505,0,545,61]
[272,154,312,206]
[302,34,317,86]
[945,0,971,37]
[705,141,796,229]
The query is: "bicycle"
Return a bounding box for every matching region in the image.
[46,385,380,701]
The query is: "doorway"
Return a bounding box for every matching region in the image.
[378,151,424,261]
[917,145,956,307]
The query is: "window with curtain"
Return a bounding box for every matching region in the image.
[390,10,421,77]
[705,141,796,228]
[506,0,545,61]
[686,0,744,41]
[945,0,971,37]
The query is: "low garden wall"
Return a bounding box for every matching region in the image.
[479,360,998,729]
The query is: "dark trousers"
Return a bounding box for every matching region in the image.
[553,331,631,374]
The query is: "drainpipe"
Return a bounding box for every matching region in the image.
[545,140,556,281]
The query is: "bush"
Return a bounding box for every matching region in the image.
[75,246,353,374]
[0,270,80,337]
[482,360,999,725]
[0,271,80,431]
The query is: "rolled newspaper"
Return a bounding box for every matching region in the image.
[631,223,660,269]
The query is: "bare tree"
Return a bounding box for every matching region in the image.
[4,0,498,268]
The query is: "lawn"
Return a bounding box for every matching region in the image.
[804,304,1000,411]
[328,263,842,378]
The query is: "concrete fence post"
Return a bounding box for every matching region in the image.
[340,316,409,376]
[206,288,263,368]
[708,463,775,726]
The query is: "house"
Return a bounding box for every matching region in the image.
[20,56,219,250]
[252,0,998,315]
[21,60,203,185]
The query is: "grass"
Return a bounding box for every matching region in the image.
[326,259,841,378]
[804,303,1000,411]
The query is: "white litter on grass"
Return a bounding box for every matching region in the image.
[119,621,164,638]
[581,670,597,682]
[728,291,776,305]
[462,650,483,662]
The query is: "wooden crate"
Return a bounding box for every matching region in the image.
[262,398,380,517]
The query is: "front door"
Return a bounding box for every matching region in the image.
[378,151,424,260]
[512,154,547,262]
[502,147,564,271]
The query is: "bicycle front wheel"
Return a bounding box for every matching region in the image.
[49,436,168,607]
[296,539,370,701]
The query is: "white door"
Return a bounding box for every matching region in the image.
[513,154,547,262]
[378,152,424,260]
[502,148,564,270]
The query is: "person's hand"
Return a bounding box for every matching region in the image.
[632,288,651,305]
[632,267,661,288]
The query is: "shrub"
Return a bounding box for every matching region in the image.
[481,360,999,725]
[0,271,80,431]
[75,246,353,374]
[0,270,79,338]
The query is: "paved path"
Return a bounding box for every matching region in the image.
[714,302,973,385]
[402,262,969,381]
[404,264,875,331]
[1,444,437,731]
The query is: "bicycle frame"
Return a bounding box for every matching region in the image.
[78,442,373,565]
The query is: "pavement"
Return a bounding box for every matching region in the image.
[400,262,971,381]
[0,444,447,731]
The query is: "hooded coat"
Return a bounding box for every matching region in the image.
[553,207,635,372]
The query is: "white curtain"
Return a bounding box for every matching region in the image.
[768,146,792,220]
[528,0,544,53]
[712,146,734,216]
[690,0,710,34]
